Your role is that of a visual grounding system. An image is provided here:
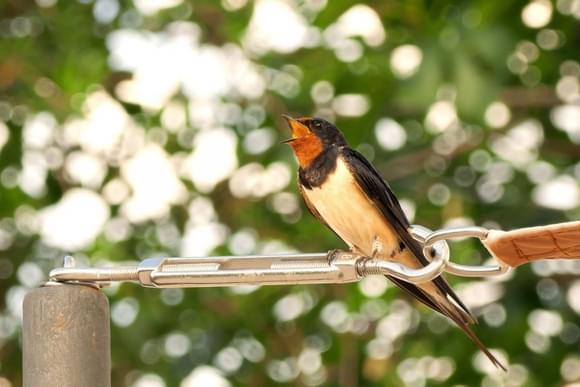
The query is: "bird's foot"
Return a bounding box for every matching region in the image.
[371,236,383,259]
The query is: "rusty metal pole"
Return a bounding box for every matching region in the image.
[23,284,111,387]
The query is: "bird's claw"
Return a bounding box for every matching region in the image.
[371,236,383,259]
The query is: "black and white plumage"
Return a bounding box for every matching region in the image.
[284,115,505,370]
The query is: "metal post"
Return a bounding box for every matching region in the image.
[23,284,111,387]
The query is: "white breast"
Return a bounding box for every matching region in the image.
[302,157,399,256]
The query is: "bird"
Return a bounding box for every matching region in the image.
[282,114,505,370]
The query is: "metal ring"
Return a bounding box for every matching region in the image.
[359,225,450,283]
[422,226,511,277]
[390,225,451,283]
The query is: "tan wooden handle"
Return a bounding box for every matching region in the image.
[483,221,580,267]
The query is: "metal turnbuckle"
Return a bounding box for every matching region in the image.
[48,225,508,288]
[48,226,448,287]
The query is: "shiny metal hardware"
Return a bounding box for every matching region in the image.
[48,225,508,288]
[49,225,450,287]
[358,224,451,283]
[422,226,511,277]
[50,253,349,288]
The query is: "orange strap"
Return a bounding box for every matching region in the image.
[483,221,580,268]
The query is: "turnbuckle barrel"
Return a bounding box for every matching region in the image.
[137,253,361,287]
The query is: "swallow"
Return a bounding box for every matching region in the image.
[283,115,505,370]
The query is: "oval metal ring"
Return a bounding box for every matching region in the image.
[422,226,511,277]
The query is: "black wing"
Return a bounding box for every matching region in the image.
[340,147,474,322]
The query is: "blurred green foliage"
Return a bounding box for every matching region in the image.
[1,0,579,386]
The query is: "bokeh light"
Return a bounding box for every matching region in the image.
[1,0,579,386]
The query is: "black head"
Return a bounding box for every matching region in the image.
[283,115,348,148]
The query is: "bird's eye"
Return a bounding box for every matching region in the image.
[311,119,322,129]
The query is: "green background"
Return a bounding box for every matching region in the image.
[1,0,579,386]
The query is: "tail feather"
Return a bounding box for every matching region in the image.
[391,276,506,370]
[389,275,506,371]
[438,301,507,372]
[407,243,478,325]
[389,234,506,369]
[445,292,478,325]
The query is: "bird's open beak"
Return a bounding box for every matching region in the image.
[282,114,310,144]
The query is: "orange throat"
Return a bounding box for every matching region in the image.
[289,135,324,167]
